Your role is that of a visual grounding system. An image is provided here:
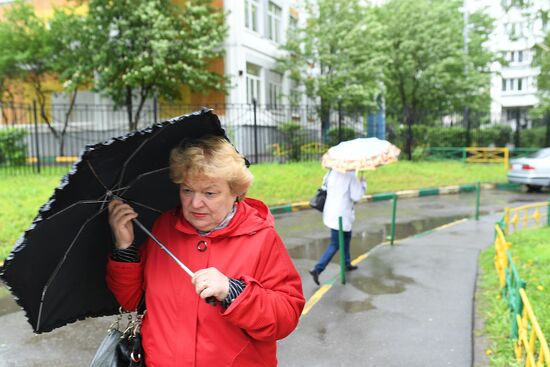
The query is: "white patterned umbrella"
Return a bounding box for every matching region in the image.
[322,137,400,172]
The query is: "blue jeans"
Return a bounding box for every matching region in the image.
[313,229,351,273]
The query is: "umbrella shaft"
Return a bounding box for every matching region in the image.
[133,219,194,277]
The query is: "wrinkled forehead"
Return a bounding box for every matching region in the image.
[181,173,229,190]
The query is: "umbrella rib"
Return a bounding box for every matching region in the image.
[86,160,109,191]
[125,199,163,214]
[117,129,165,189]
[119,167,171,198]
[36,206,108,332]
[43,200,107,221]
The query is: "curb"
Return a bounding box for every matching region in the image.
[0,183,521,267]
[269,182,521,214]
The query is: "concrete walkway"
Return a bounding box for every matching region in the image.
[278,213,501,367]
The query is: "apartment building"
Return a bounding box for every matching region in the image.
[467,0,550,130]
[224,0,302,107]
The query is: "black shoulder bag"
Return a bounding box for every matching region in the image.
[309,171,330,212]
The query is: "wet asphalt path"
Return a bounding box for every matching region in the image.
[0,188,549,366]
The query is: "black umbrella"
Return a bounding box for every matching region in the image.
[0,109,228,333]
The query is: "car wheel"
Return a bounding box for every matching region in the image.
[526,184,542,192]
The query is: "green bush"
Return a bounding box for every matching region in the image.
[326,126,356,147]
[277,122,303,162]
[520,127,546,147]
[426,127,466,147]
[474,125,512,147]
[300,142,328,155]
[412,146,428,161]
[0,128,27,166]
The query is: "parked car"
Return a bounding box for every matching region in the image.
[507,147,550,191]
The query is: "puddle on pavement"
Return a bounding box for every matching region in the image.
[337,299,376,313]
[351,273,414,296]
[288,213,474,262]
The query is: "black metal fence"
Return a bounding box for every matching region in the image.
[0,101,548,175]
[0,102,374,175]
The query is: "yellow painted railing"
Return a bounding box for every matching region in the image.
[466,147,509,168]
[503,202,549,235]
[494,202,550,366]
[25,156,78,165]
[493,224,510,289]
[515,288,550,366]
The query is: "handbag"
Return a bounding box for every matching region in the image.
[309,170,330,212]
[90,297,146,367]
[309,187,327,212]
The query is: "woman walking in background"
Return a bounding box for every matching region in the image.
[309,170,366,286]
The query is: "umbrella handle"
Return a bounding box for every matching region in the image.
[132,219,194,278]
[133,219,217,307]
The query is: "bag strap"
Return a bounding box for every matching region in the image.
[137,293,146,315]
[321,170,331,190]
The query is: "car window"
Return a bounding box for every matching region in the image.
[529,149,550,159]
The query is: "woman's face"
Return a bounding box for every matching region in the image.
[179,174,237,232]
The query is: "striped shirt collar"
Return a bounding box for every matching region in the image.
[197,203,238,236]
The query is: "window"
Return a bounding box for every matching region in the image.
[245,0,260,32]
[289,14,298,31]
[266,70,282,108]
[246,62,261,104]
[267,1,282,43]
[502,78,528,92]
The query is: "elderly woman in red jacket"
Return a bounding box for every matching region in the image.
[106,136,305,366]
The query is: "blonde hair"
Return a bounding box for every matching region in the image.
[170,136,253,201]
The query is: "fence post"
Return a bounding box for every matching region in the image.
[338,216,346,285]
[338,100,342,143]
[32,101,41,174]
[475,181,480,220]
[153,96,158,124]
[253,98,258,164]
[464,107,471,147]
[390,194,397,245]
[547,200,550,227]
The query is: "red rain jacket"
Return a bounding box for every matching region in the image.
[106,198,305,367]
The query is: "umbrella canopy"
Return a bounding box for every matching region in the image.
[321,137,400,172]
[0,109,228,333]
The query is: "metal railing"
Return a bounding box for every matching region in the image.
[466,147,509,168]
[0,102,375,175]
[493,201,550,366]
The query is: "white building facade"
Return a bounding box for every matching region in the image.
[467,0,550,130]
[223,0,303,107]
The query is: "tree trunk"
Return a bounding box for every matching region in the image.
[403,105,414,160]
[126,87,135,131]
[320,98,331,144]
[132,88,150,131]
[514,108,521,148]
[58,90,78,156]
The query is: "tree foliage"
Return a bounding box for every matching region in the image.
[278,0,386,137]
[533,34,550,109]
[379,0,495,115]
[0,1,53,107]
[0,1,93,154]
[378,0,496,158]
[86,0,227,130]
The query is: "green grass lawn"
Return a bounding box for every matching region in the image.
[478,226,550,366]
[0,160,506,261]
